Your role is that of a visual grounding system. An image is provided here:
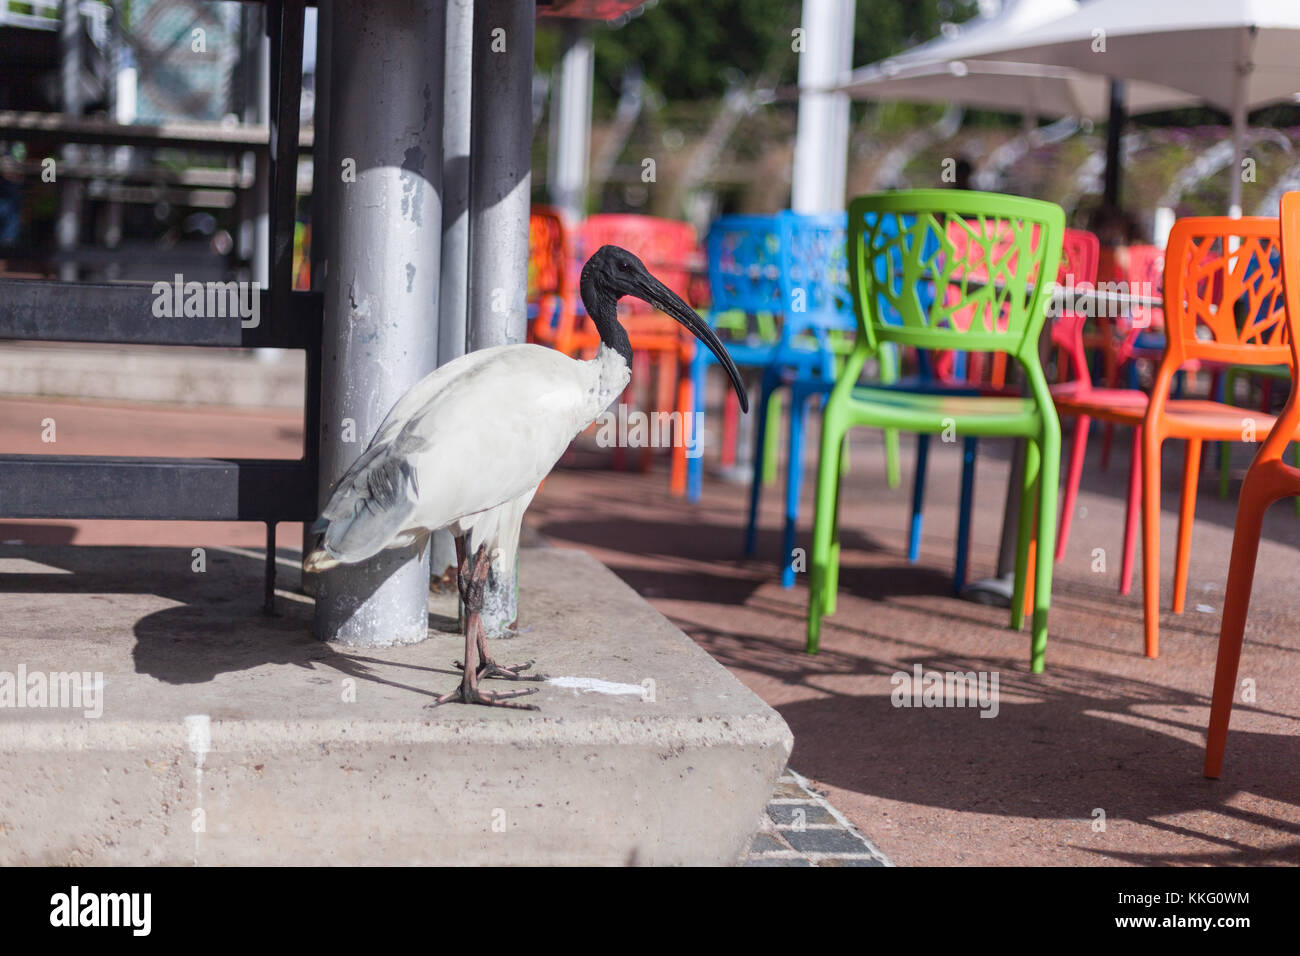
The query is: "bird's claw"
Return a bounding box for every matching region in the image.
[454,658,548,682]
[427,681,539,710]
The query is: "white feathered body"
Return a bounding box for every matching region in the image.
[308,342,629,571]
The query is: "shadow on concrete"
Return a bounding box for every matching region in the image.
[0,523,78,545]
[0,543,459,699]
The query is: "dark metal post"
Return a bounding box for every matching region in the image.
[314,0,446,647]
[1103,79,1125,208]
[467,0,535,635]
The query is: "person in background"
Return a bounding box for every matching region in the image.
[953,157,974,191]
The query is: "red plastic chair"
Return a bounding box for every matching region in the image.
[553,214,701,487]
[1203,192,1300,778]
[1052,231,1150,593]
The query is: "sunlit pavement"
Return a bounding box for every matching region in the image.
[5,394,1299,866]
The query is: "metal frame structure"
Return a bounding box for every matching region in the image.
[0,0,312,614]
[0,0,651,645]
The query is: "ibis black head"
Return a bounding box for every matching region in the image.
[580,244,748,413]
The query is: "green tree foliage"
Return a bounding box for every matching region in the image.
[536,0,978,114]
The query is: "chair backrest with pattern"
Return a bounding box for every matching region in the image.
[704,214,783,319]
[1159,217,1287,372]
[778,210,857,343]
[847,190,1064,366]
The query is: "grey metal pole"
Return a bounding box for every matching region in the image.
[547,21,593,222]
[314,0,445,647]
[431,0,475,583]
[468,0,535,634]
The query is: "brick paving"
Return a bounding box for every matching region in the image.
[744,768,891,866]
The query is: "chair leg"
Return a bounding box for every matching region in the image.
[672,358,693,496]
[647,349,674,473]
[782,388,813,588]
[743,373,776,558]
[762,387,783,487]
[908,433,930,563]
[1204,475,1272,778]
[953,436,977,595]
[807,409,845,654]
[826,433,848,615]
[720,390,739,468]
[1120,426,1141,596]
[1142,429,1164,658]
[1293,443,1300,519]
[1056,413,1090,562]
[1010,438,1041,638]
[880,343,901,488]
[1172,438,1202,615]
[1218,440,1231,500]
[686,353,708,501]
[1217,369,1238,501]
[1032,424,1061,673]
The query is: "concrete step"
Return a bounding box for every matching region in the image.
[0,544,792,865]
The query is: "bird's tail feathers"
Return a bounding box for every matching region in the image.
[308,454,420,566]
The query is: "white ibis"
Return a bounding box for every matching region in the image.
[305,245,749,708]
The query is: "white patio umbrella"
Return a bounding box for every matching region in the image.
[962,0,1300,215]
[837,57,1193,121]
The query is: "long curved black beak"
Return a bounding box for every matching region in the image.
[632,273,749,413]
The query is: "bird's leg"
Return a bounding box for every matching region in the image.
[454,549,546,682]
[432,543,538,709]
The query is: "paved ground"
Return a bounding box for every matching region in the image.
[744,768,891,866]
[3,387,1299,866]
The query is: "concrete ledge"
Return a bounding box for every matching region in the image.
[0,545,792,865]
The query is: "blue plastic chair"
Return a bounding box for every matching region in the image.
[690,212,904,500]
[687,214,829,500]
[743,212,981,592]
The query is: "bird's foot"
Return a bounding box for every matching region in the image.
[454,658,548,682]
[427,678,540,710]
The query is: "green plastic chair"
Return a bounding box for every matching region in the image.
[806,190,1065,673]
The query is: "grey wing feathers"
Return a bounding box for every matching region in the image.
[313,447,420,564]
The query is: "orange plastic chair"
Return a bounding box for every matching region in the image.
[1203,192,1300,778]
[1109,216,1288,658]
[527,205,571,347]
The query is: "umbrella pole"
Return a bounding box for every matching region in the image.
[1103,79,1125,208]
[1229,74,1247,219]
